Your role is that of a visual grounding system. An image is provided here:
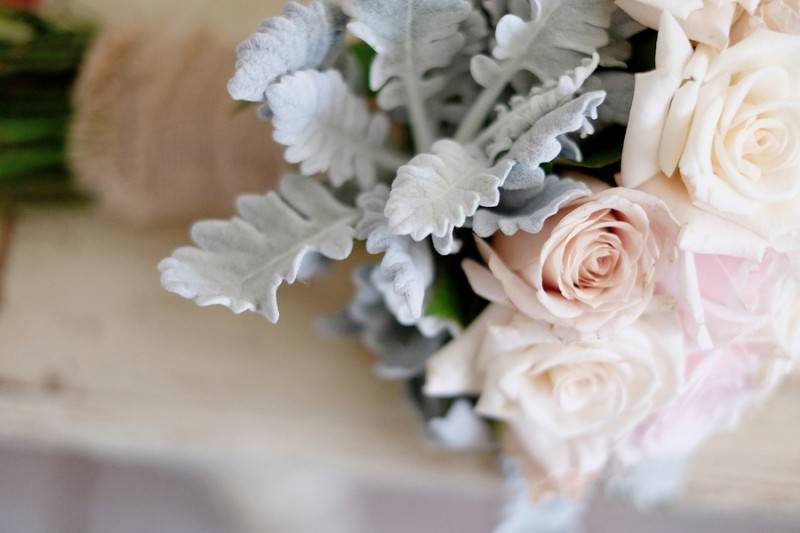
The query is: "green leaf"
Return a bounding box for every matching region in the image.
[348,40,376,96]
[0,116,66,144]
[0,144,64,180]
[425,269,462,325]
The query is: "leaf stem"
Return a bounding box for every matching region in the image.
[403,0,435,152]
[454,68,513,144]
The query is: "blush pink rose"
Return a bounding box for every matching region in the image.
[463,187,679,335]
[618,340,791,463]
[618,248,797,462]
[658,248,792,349]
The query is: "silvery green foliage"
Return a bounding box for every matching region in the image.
[267,69,402,188]
[343,0,473,150]
[427,400,493,451]
[585,71,635,126]
[483,0,531,25]
[509,91,605,175]
[599,8,644,68]
[385,140,514,253]
[496,459,586,533]
[473,173,589,237]
[356,185,434,322]
[159,174,359,323]
[470,0,614,88]
[322,264,447,379]
[431,5,490,126]
[228,1,345,102]
[475,54,600,162]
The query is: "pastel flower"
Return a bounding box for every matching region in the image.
[621,14,800,252]
[425,306,685,491]
[615,0,760,48]
[463,187,679,335]
[618,339,792,463]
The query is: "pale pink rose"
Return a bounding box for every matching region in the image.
[621,13,800,252]
[463,187,679,334]
[619,340,791,463]
[658,247,793,349]
[616,248,797,463]
[425,306,685,492]
[616,0,760,49]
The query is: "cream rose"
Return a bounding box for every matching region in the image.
[616,0,760,48]
[621,14,800,252]
[463,187,679,334]
[425,306,685,491]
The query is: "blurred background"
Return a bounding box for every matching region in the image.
[0,0,799,531]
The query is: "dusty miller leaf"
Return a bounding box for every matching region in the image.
[159,174,359,323]
[385,139,514,248]
[508,91,606,185]
[343,0,472,150]
[475,53,599,161]
[355,184,434,321]
[267,69,403,189]
[430,6,490,127]
[471,0,614,88]
[584,71,634,127]
[599,7,644,68]
[427,400,493,451]
[228,1,345,102]
[321,264,447,379]
[472,173,589,237]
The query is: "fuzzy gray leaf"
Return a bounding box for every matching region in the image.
[228,1,345,102]
[159,174,359,323]
[599,7,644,68]
[356,185,434,321]
[427,400,493,451]
[344,0,472,149]
[585,71,634,126]
[321,264,447,379]
[510,91,605,175]
[430,6,490,126]
[473,174,589,237]
[385,139,514,247]
[267,69,405,188]
[475,54,599,161]
[472,0,614,88]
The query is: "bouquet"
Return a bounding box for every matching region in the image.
[160,0,800,529]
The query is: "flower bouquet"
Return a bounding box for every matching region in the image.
[160,0,800,529]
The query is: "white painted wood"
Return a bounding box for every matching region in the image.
[0,210,798,521]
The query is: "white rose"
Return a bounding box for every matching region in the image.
[616,0,760,48]
[474,311,683,439]
[621,13,800,252]
[425,305,685,488]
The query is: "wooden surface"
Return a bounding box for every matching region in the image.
[0,210,799,519]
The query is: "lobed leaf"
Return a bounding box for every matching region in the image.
[472,0,614,87]
[385,139,513,249]
[322,264,448,380]
[472,173,589,237]
[355,184,434,322]
[159,174,360,323]
[228,1,346,102]
[344,0,472,150]
[267,69,402,189]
